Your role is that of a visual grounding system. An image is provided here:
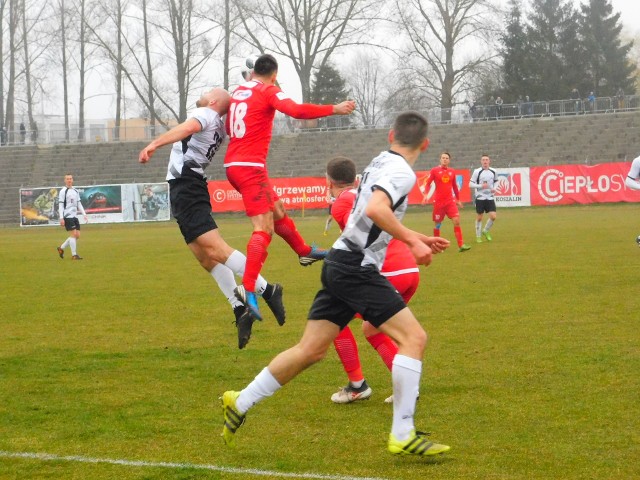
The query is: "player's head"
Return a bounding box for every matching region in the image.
[390,111,429,151]
[326,156,356,186]
[481,154,491,168]
[440,151,451,166]
[64,174,74,187]
[253,54,278,81]
[196,88,231,115]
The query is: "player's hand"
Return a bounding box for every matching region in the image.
[457,200,463,209]
[333,100,356,115]
[59,219,64,227]
[84,215,88,223]
[139,146,155,164]
[426,236,450,254]
[407,239,433,266]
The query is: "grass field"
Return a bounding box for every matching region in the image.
[1,204,639,480]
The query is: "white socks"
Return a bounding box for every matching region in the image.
[225,250,268,294]
[484,219,494,231]
[236,367,282,414]
[69,237,77,255]
[391,354,422,441]
[475,220,482,237]
[210,264,241,308]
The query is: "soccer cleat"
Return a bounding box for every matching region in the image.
[384,394,394,404]
[388,430,450,456]
[476,236,482,243]
[72,255,83,260]
[330,380,372,404]
[458,244,471,253]
[264,283,286,326]
[482,230,492,242]
[57,246,64,259]
[299,244,328,266]
[234,306,254,349]
[234,286,262,321]
[220,391,246,447]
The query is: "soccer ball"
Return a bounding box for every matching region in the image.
[241,54,261,81]
[636,235,640,247]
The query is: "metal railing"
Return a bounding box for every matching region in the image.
[2,94,638,146]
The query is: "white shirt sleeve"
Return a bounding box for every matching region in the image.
[625,156,640,191]
[58,188,66,219]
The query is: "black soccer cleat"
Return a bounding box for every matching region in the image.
[264,283,286,326]
[234,306,254,349]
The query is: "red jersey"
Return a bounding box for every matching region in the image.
[224,81,333,168]
[424,165,459,205]
[331,188,418,276]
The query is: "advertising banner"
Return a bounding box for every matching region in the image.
[530,163,637,206]
[19,182,169,226]
[208,171,473,213]
[493,168,531,207]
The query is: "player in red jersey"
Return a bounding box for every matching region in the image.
[421,151,471,252]
[224,53,355,321]
[326,156,421,404]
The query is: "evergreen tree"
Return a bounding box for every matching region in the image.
[525,0,581,101]
[311,63,350,127]
[579,0,636,96]
[501,0,531,101]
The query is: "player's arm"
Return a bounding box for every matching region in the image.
[270,89,355,119]
[365,189,446,266]
[469,169,481,189]
[77,194,88,220]
[421,173,434,204]
[58,189,65,225]
[625,158,640,191]
[139,118,202,163]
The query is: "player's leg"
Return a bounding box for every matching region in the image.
[70,221,82,259]
[432,207,443,237]
[475,201,484,242]
[273,200,328,266]
[221,319,339,446]
[451,208,470,252]
[482,202,497,241]
[377,309,450,456]
[331,325,372,403]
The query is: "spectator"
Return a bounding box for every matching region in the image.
[495,96,504,118]
[488,96,496,119]
[617,87,625,110]
[570,88,581,113]
[587,92,596,113]
[31,123,38,144]
[19,122,26,144]
[516,95,523,116]
[524,95,532,116]
[0,127,6,146]
[468,99,477,122]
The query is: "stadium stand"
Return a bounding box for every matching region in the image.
[1,110,639,226]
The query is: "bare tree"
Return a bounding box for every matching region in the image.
[344,51,391,127]
[53,0,72,141]
[236,0,381,101]
[5,0,19,139]
[0,0,8,129]
[395,0,497,121]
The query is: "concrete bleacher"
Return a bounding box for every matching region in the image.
[1,110,639,225]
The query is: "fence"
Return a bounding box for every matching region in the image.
[4,94,639,146]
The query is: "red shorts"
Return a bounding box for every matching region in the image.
[384,271,420,304]
[225,166,280,217]
[432,201,459,222]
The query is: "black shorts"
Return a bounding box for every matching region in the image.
[475,199,497,214]
[63,217,80,231]
[307,249,407,329]
[168,176,218,244]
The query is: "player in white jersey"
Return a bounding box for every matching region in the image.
[625,155,640,191]
[469,154,498,242]
[138,87,285,349]
[221,111,452,457]
[56,173,87,260]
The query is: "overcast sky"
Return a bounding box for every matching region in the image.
[82,0,640,120]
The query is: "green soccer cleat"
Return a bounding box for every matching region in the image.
[482,230,492,242]
[458,244,471,253]
[220,391,246,447]
[388,430,450,456]
[476,236,482,243]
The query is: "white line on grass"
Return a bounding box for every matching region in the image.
[0,451,391,480]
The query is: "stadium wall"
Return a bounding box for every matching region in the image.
[1,110,639,226]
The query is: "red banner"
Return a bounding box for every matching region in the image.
[530,163,638,205]
[207,170,472,213]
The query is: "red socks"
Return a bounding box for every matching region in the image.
[366,332,398,371]
[274,215,311,256]
[333,327,364,383]
[454,225,464,247]
[243,231,271,292]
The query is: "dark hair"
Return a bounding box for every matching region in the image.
[392,111,428,148]
[326,156,356,185]
[254,54,278,77]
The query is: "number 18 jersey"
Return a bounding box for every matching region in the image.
[333,150,416,269]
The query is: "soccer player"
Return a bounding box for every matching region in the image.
[625,154,640,191]
[469,154,498,242]
[224,53,355,321]
[138,87,285,350]
[422,151,471,252]
[325,156,420,404]
[221,111,452,457]
[57,173,88,260]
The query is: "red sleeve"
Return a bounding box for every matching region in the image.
[331,191,355,230]
[266,85,334,119]
[452,175,460,200]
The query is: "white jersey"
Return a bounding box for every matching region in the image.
[625,155,640,191]
[333,150,416,269]
[166,107,226,180]
[469,167,498,200]
[58,187,86,219]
